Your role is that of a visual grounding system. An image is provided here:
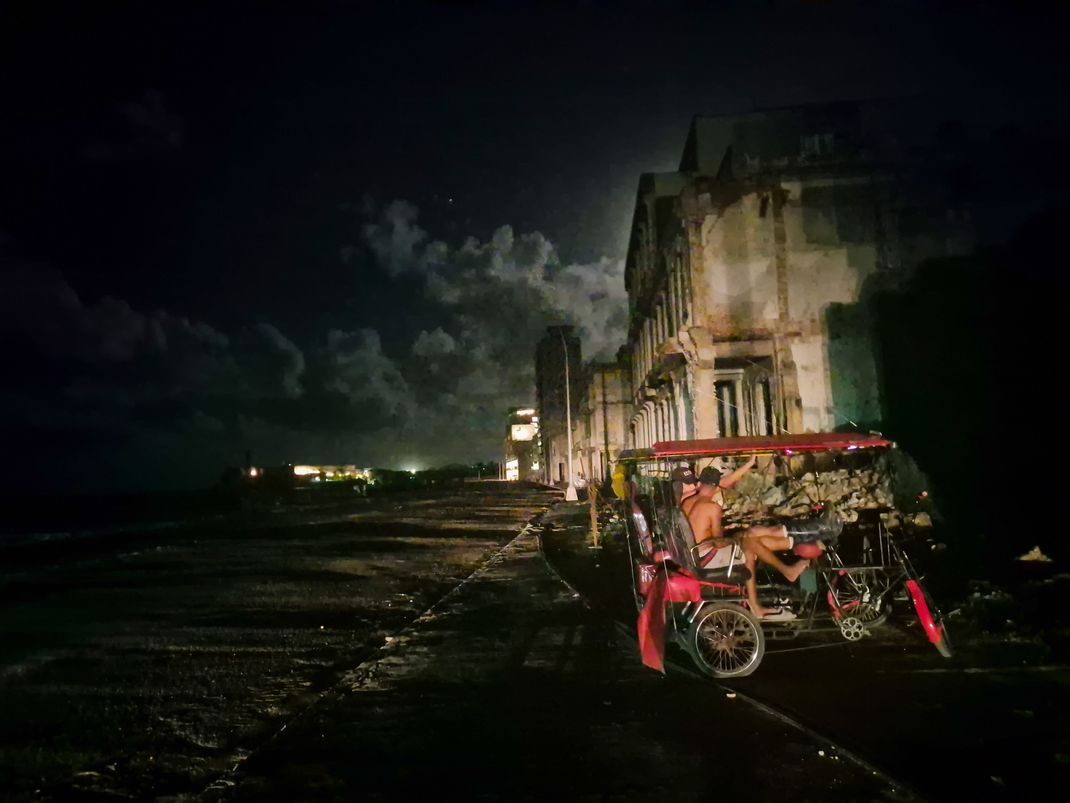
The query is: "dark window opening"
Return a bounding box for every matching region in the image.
[715,380,739,437]
[758,378,774,436]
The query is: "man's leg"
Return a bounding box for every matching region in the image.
[742,549,772,619]
[743,525,809,583]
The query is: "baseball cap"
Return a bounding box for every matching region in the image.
[698,466,722,486]
[670,466,698,484]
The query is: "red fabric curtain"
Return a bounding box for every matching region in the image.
[637,569,701,673]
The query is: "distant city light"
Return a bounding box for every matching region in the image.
[515,408,535,416]
[510,423,536,441]
[293,465,321,476]
[248,467,259,477]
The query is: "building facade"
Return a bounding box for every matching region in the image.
[625,101,974,449]
[534,325,583,488]
[503,407,540,481]
[577,361,630,486]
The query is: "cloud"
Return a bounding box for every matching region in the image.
[0,202,629,491]
[411,328,457,357]
[362,200,428,276]
[0,260,317,489]
[322,328,414,424]
[347,200,629,467]
[366,202,628,359]
[0,262,304,403]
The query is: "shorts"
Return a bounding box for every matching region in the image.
[696,535,736,567]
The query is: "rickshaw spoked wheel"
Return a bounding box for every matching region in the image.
[828,571,892,628]
[687,602,766,678]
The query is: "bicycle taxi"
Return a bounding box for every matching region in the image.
[616,432,951,678]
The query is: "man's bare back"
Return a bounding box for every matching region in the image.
[682,491,733,560]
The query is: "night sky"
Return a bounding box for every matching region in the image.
[2,1,1066,492]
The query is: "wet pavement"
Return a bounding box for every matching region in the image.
[0,484,554,801]
[541,503,1070,803]
[4,486,1064,801]
[219,502,898,803]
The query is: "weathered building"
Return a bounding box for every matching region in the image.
[625,101,974,448]
[503,407,540,481]
[534,326,583,487]
[577,361,630,486]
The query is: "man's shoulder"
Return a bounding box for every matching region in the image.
[692,498,722,515]
[681,498,708,515]
[691,495,720,508]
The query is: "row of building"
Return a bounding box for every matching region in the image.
[512,98,989,490]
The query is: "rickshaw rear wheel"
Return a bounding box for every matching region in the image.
[687,602,766,678]
[828,572,892,628]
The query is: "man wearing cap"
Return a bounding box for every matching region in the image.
[682,457,810,619]
[670,465,701,506]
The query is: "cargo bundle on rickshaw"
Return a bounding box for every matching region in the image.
[614,432,951,678]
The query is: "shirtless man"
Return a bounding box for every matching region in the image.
[682,458,809,619]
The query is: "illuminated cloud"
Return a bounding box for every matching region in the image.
[0,201,629,490]
[365,200,628,359]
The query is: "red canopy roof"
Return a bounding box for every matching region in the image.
[617,432,894,462]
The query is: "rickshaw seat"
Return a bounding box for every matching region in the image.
[696,564,751,584]
[633,494,656,528]
[663,507,749,588]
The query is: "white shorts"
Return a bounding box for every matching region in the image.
[703,543,746,569]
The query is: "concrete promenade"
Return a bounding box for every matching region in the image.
[218,514,897,802]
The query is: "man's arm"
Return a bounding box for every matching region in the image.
[720,454,757,490]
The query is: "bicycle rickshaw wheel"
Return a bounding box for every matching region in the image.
[828,570,892,628]
[687,602,766,678]
[905,578,953,658]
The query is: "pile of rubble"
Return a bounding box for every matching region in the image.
[722,467,896,524]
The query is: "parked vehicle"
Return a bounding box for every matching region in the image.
[618,433,951,678]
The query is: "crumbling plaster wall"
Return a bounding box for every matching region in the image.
[580,366,631,480]
[789,337,834,432]
[697,184,882,332]
[694,179,887,431]
[781,180,881,322]
[698,195,779,333]
[546,432,571,485]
